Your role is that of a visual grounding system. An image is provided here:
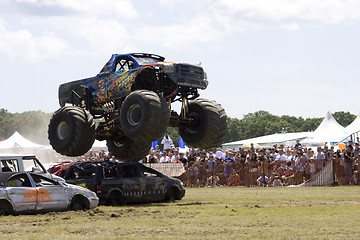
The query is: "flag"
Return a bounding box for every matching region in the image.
[179,137,185,148]
[152,140,158,149]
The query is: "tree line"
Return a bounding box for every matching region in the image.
[0,108,356,146]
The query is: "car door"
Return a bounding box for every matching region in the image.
[119,164,143,202]
[6,173,36,212]
[29,173,68,211]
[142,166,166,202]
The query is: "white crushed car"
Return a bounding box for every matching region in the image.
[0,172,99,215]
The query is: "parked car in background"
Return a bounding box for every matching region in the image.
[0,172,99,215]
[63,161,185,205]
[0,154,65,183]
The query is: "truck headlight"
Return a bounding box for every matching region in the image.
[162,63,175,73]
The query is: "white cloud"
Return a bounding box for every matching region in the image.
[209,0,360,31]
[3,0,360,63]
[57,17,136,55]
[133,15,223,48]
[0,18,67,62]
[15,0,138,18]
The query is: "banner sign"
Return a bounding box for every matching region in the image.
[144,163,185,177]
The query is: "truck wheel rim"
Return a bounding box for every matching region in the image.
[114,141,125,148]
[57,121,69,140]
[127,104,141,126]
[187,112,200,134]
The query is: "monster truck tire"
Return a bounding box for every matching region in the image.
[48,106,95,157]
[120,90,169,143]
[179,98,227,149]
[106,138,151,162]
[211,100,228,147]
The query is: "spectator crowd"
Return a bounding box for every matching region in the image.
[142,139,360,187]
[45,137,360,187]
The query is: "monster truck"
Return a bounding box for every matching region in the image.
[48,53,227,161]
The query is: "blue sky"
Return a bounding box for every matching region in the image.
[1,0,360,119]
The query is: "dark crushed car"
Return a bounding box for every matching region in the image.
[48,53,227,161]
[62,161,185,205]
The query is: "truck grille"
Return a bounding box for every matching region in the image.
[175,64,207,89]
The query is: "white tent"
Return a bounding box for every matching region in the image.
[222,131,310,150]
[301,111,349,146]
[91,139,108,151]
[345,113,360,135]
[0,131,49,153]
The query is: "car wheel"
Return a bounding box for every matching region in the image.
[165,188,177,202]
[107,137,151,162]
[107,191,123,206]
[120,90,170,142]
[0,201,12,216]
[48,106,95,156]
[179,98,227,149]
[70,196,86,211]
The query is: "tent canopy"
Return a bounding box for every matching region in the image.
[345,113,360,135]
[222,132,310,150]
[222,111,354,150]
[0,131,48,150]
[91,139,108,151]
[301,111,349,146]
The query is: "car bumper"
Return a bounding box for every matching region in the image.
[178,188,186,200]
[89,196,99,209]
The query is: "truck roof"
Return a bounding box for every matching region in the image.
[0,154,36,158]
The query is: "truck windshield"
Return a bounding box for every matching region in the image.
[132,56,161,65]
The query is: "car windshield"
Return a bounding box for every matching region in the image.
[132,56,161,65]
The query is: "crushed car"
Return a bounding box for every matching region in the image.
[48,53,227,161]
[60,161,185,205]
[0,172,99,215]
[0,154,65,183]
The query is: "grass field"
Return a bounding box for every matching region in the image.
[1,186,360,239]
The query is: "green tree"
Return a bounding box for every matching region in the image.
[0,109,357,147]
[333,111,356,127]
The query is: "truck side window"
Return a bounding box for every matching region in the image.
[103,167,118,179]
[22,158,45,173]
[115,58,134,72]
[1,159,18,172]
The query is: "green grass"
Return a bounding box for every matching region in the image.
[1,187,360,239]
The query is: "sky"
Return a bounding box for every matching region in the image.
[1,0,360,119]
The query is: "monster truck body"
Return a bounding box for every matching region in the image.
[49,53,227,161]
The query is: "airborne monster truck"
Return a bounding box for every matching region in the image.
[48,53,227,161]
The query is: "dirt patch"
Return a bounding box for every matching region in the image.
[88,208,105,216]
[176,202,208,206]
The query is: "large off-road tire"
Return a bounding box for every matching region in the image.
[48,106,95,156]
[212,100,228,146]
[120,90,170,143]
[179,98,227,149]
[107,138,151,162]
